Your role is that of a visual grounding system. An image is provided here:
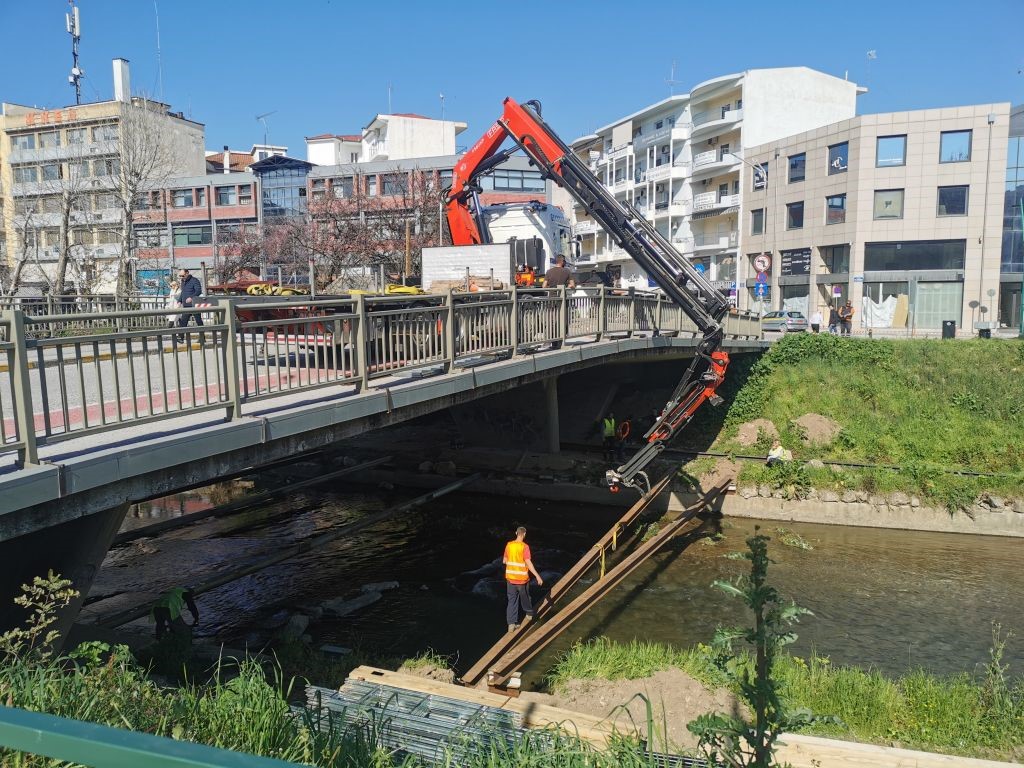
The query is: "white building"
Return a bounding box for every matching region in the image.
[569,67,864,296]
[306,113,468,166]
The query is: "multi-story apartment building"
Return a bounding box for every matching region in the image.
[741,103,1012,333]
[569,67,863,295]
[0,59,205,293]
[306,113,468,166]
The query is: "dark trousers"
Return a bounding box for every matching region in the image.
[603,436,617,461]
[506,581,533,626]
[841,320,852,336]
[177,311,204,329]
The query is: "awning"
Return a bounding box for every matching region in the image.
[691,206,739,220]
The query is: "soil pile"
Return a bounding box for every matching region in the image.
[793,413,842,446]
[735,418,778,447]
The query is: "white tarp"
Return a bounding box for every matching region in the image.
[782,294,809,318]
[862,294,898,328]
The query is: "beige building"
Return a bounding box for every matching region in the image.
[741,103,1011,333]
[0,59,205,293]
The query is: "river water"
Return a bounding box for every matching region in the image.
[111,482,1024,684]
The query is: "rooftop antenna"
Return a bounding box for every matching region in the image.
[153,0,164,101]
[665,60,683,96]
[439,92,445,121]
[66,0,84,105]
[387,82,393,113]
[256,110,277,148]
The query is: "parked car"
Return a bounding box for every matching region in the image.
[761,310,808,333]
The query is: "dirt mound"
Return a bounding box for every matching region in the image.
[701,459,740,491]
[793,413,842,446]
[735,419,778,447]
[520,668,746,750]
[397,662,455,684]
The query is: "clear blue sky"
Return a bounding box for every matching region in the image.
[1,0,1020,156]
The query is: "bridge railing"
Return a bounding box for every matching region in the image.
[0,289,761,465]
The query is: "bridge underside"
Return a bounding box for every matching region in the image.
[0,336,762,635]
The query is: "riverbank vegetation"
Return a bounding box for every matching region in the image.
[711,334,1024,511]
[548,634,1024,761]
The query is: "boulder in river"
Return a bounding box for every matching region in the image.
[322,591,382,618]
[361,581,399,593]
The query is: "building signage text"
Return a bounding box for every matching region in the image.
[24,109,80,127]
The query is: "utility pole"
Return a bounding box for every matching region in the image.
[66,1,83,105]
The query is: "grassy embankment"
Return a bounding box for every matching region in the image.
[699,333,1024,511]
[549,636,1024,762]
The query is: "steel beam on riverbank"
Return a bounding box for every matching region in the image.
[467,480,728,692]
[96,473,481,629]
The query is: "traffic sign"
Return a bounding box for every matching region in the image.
[694,263,706,275]
[753,282,769,298]
[832,286,843,297]
[753,253,772,272]
[755,271,768,284]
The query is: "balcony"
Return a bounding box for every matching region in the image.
[645,164,672,183]
[669,201,689,216]
[690,108,744,139]
[671,126,689,142]
[692,150,718,168]
[693,230,739,251]
[606,143,633,161]
[612,177,631,191]
[634,127,671,148]
[692,192,740,212]
[574,220,598,235]
[690,151,743,180]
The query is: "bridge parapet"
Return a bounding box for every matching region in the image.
[0,288,761,467]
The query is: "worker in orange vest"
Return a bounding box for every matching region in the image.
[503,526,544,632]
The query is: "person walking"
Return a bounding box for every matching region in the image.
[151,586,199,640]
[810,308,823,334]
[503,526,543,632]
[838,300,855,336]
[165,280,181,332]
[827,306,840,335]
[176,268,204,342]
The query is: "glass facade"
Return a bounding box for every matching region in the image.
[1002,134,1023,273]
[256,160,310,218]
[864,239,966,271]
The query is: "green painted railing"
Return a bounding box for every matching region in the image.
[0,705,301,767]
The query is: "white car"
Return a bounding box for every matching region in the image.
[761,311,809,333]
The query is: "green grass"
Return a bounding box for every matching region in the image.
[717,334,1024,510]
[547,637,1024,761]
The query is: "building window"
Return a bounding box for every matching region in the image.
[92,124,118,142]
[195,188,206,207]
[38,130,61,149]
[940,130,972,163]
[216,186,237,206]
[134,228,167,248]
[440,169,453,189]
[751,208,764,235]
[788,153,806,183]
[826,193,847,224]
[13,166,37,184]
[366,176,377,196]
[873,189,904,219]
[382,173,408,195]
[332,177,354,199]
[876,135,906,167]
[96,158,120,177]
[828,142,849,175]
[821,244,850,274]
[172,189,194,208]
[752,161,768,191]
[172,225,213,247]
[67,127,87,145]
[12,134,35,151]
[69,160,90,179]
[937,185,968,216]
[864,239,965,271]
[655,120,663,130]
[786,201,804,230]
[238,184,253,204]
[491,168,545,192]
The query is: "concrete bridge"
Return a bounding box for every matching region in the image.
[0,287,764,630]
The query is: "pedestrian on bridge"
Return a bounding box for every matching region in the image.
[503,526,543,632]
[176,268,204,342]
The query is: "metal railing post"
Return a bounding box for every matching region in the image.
[7,310,38,466]
[597,286,606,341]
[444,289,456,371]
[654,294,663,336]
[510,288,519,352]
[558,286,568,344]
[627,287,636,337]
[219,299,243,420]
[354,294,369,392]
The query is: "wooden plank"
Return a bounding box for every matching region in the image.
[347,666,614,745]
[774,733,1020,768]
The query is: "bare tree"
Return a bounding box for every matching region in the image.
[110,99,178,296]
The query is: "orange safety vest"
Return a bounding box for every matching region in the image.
[504,541,529,584]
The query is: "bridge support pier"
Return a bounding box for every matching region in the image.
[0,503,129,644]
[544,376,560,454]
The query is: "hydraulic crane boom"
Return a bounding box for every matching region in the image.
[446,98,732,495]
